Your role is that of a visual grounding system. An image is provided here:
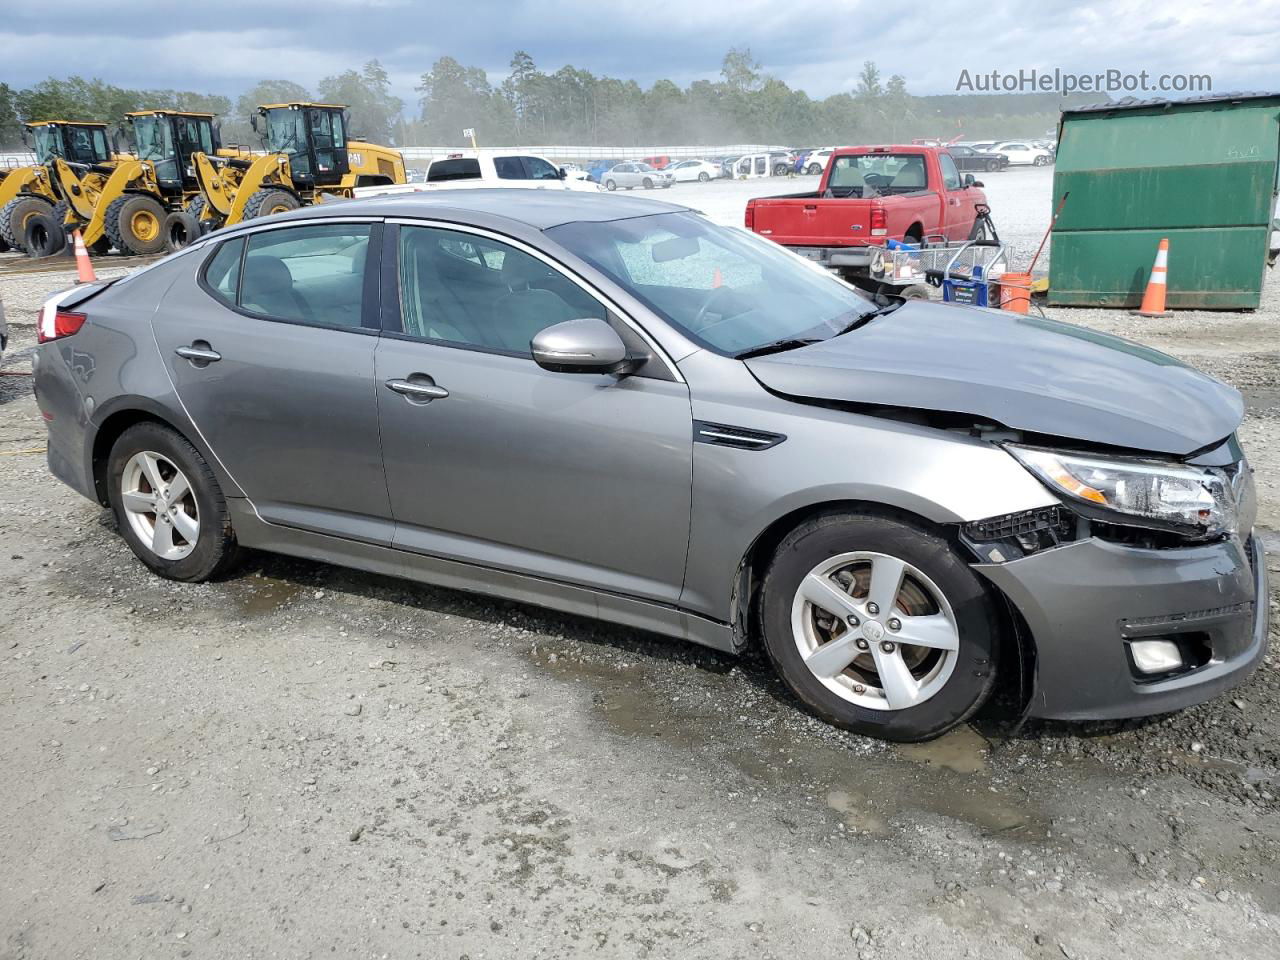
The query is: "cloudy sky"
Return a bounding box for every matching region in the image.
[5,0,1277,106]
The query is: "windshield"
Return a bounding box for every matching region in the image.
[33,127,60,163]
[547,212,873,356]
[133,117,174,163]
[827,153,928,197]
[263,107,310,177]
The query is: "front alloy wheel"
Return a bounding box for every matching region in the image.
[791,552,958,711]
[761,512,1000,741]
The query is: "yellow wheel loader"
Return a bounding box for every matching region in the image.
[189,102,405,232]
[79,110,223,256]
[0,121,114,253]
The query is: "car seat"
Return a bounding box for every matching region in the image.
[242,256,309,319]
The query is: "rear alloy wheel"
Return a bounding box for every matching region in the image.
[761,513,1000,741]
[0,195,54,252]
[605,179,617,191]
[111,194,168,255]
[108,422,239,582]
[243,188,301,220]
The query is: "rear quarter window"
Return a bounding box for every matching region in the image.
[202,238,244,305]
[427,158,481,182]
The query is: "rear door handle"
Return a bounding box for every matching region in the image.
[385,378,449,401]
[175,343,221,365]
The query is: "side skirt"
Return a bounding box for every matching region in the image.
[228,499,737,654]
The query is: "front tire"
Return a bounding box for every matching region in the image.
[642,177,654,189]
[243,188,301,220]
[760,512,1000,742]
[698,171,710,182]
[109,194,168,255]
[986,159,1000,172]
[107,422,240,582]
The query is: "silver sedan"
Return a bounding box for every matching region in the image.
[601,162,674,191]
[32,190,1265,742]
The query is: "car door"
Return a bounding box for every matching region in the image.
[1002,143,1029,164]
[937,152,972,239]
[152,219,394,544]
[374,221,693,604]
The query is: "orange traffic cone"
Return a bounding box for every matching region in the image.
[72,230,97,284]
[1132,238,1171,317]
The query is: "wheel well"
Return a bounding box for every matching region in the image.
[732,498,1036,714]
[905,222,924,243]
[734,499,943,647]
[90,410,171,505]
[354,175,393,187]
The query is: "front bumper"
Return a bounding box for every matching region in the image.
[977,533,1268,720]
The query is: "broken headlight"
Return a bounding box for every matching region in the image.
[1006,445,1247,541]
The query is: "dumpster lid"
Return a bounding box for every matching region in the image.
[1063,91,1280,116]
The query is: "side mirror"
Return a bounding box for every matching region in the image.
[963,173,976,188]
[558,166,568,180]
[531,318,636,375]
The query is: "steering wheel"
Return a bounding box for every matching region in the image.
[692,285,750,330]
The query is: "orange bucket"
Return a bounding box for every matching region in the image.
[998,272,1032,314]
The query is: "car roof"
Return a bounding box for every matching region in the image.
[216,189,694,234]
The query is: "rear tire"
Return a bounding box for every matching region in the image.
[760,512,1000,742]
[242,188,300,220]
[163,210,201,253]
[0,195,54,252]
[605,179,616,191]
[22,212,65,258]
[107,422,240,583]
[110,194,168,255]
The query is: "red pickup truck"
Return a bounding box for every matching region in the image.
[745,145,991,292]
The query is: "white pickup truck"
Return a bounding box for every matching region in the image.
[354,151,599,197]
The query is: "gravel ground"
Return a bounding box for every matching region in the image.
[2,170,1279,959]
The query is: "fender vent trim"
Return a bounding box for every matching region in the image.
[693,420,786,451]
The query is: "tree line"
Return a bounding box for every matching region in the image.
[2,49,1088,152]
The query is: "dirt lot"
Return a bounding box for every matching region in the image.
[2,170,1279,960]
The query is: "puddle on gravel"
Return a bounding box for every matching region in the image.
[234,576,306,617]
[531,647,1045,840]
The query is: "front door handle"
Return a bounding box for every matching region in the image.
[385,378,449,402]
[175,342,221,365]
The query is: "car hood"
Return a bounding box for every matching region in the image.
[744,302,1243,456]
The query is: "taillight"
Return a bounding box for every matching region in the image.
[869,204,887,237]
[38,307,87,343]
[744,203,754,230]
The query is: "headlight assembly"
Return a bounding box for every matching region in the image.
[1007,445,1247,541]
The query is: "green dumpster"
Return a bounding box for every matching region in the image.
[1049,92,1280,310]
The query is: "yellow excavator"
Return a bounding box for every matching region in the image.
[0,120,116,252]
[189,102,405,232]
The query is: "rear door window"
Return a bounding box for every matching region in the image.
[494,156,526,180]
[203,223,374,329]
